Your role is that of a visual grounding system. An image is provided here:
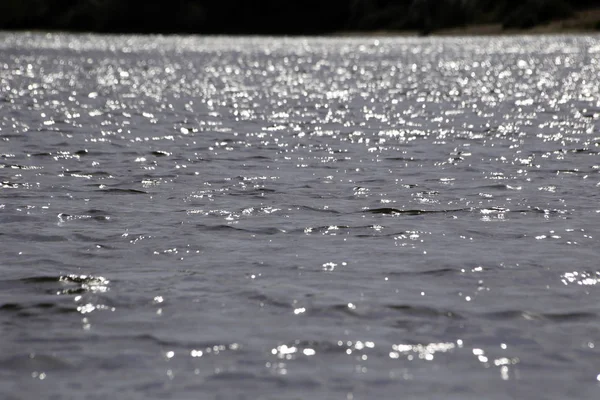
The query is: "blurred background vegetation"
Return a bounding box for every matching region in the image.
[0,0,598,34]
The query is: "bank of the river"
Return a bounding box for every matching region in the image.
[335,7,600,37]
[1,1,599,36]
[434,7,600,35]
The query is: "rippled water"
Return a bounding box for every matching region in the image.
[1,32,600,399]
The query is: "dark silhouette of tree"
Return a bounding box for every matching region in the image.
[0,0,597,34]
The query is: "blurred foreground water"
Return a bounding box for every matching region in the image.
[1,33,600,399]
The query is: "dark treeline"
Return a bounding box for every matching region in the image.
[0,0,598,35]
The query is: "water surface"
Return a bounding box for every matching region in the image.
[1,33,600,399]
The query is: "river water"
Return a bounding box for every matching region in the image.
[1,33,599,399]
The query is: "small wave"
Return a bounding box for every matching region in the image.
[99,188,148,194]
[388,267,457,277]
[483,310,596,322]
[270,338,381,361]
[229,188,276,197]
[298,224,397,237]
[384,157,423,162]
[1,181,21,189]
[245,292,291,309]
[57,212,110,222]
[29,152,53,157]
[385,304,462,319]
[543,312,597,322]
[195,224,283,235]
[568,148,598,155]
[0,163,42,170]
[291,205,342,214]
[365,207,467,215]
[150,150,171,157]
[9,274,112,297]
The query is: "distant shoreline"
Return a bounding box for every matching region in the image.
[337,7,600,37]
[2,8,600,38]
[434,7,600,36]
[2,2,600,37]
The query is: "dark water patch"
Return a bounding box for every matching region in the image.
[0,354,74,371]
[568,148,599,155]
[71,232,124,243]
[290,205,343,215]
[195,224,283,235]
[354,232,401,238]
[87,333,232,349]
[297,224,399,237]
[245,292,291,309]
[87,209,111,216]
[355,178,388,184]
[384,157,423,162]
[91,215,111,222]
[0,133,24,139]
[365,208,468,215]
[473,183,515,190]
[465,228,526,240]
[367,207,413,215]
[128,333,181,347]
[202,373,317,391]
[324,303,363,317]
[244,155,271,160]
[388,267,459,277]
[98,188,148,194]
[66,170,112,178]
[385,304,462,319]
[9,233,68,243]
[543,311,597,322]
[29,152,53,157]
[483,310,597,322]
[0,213,43,223]
[205,371,259,382]
[229,188,276,196]
[89,171,114,177]
[0,301,76,317]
